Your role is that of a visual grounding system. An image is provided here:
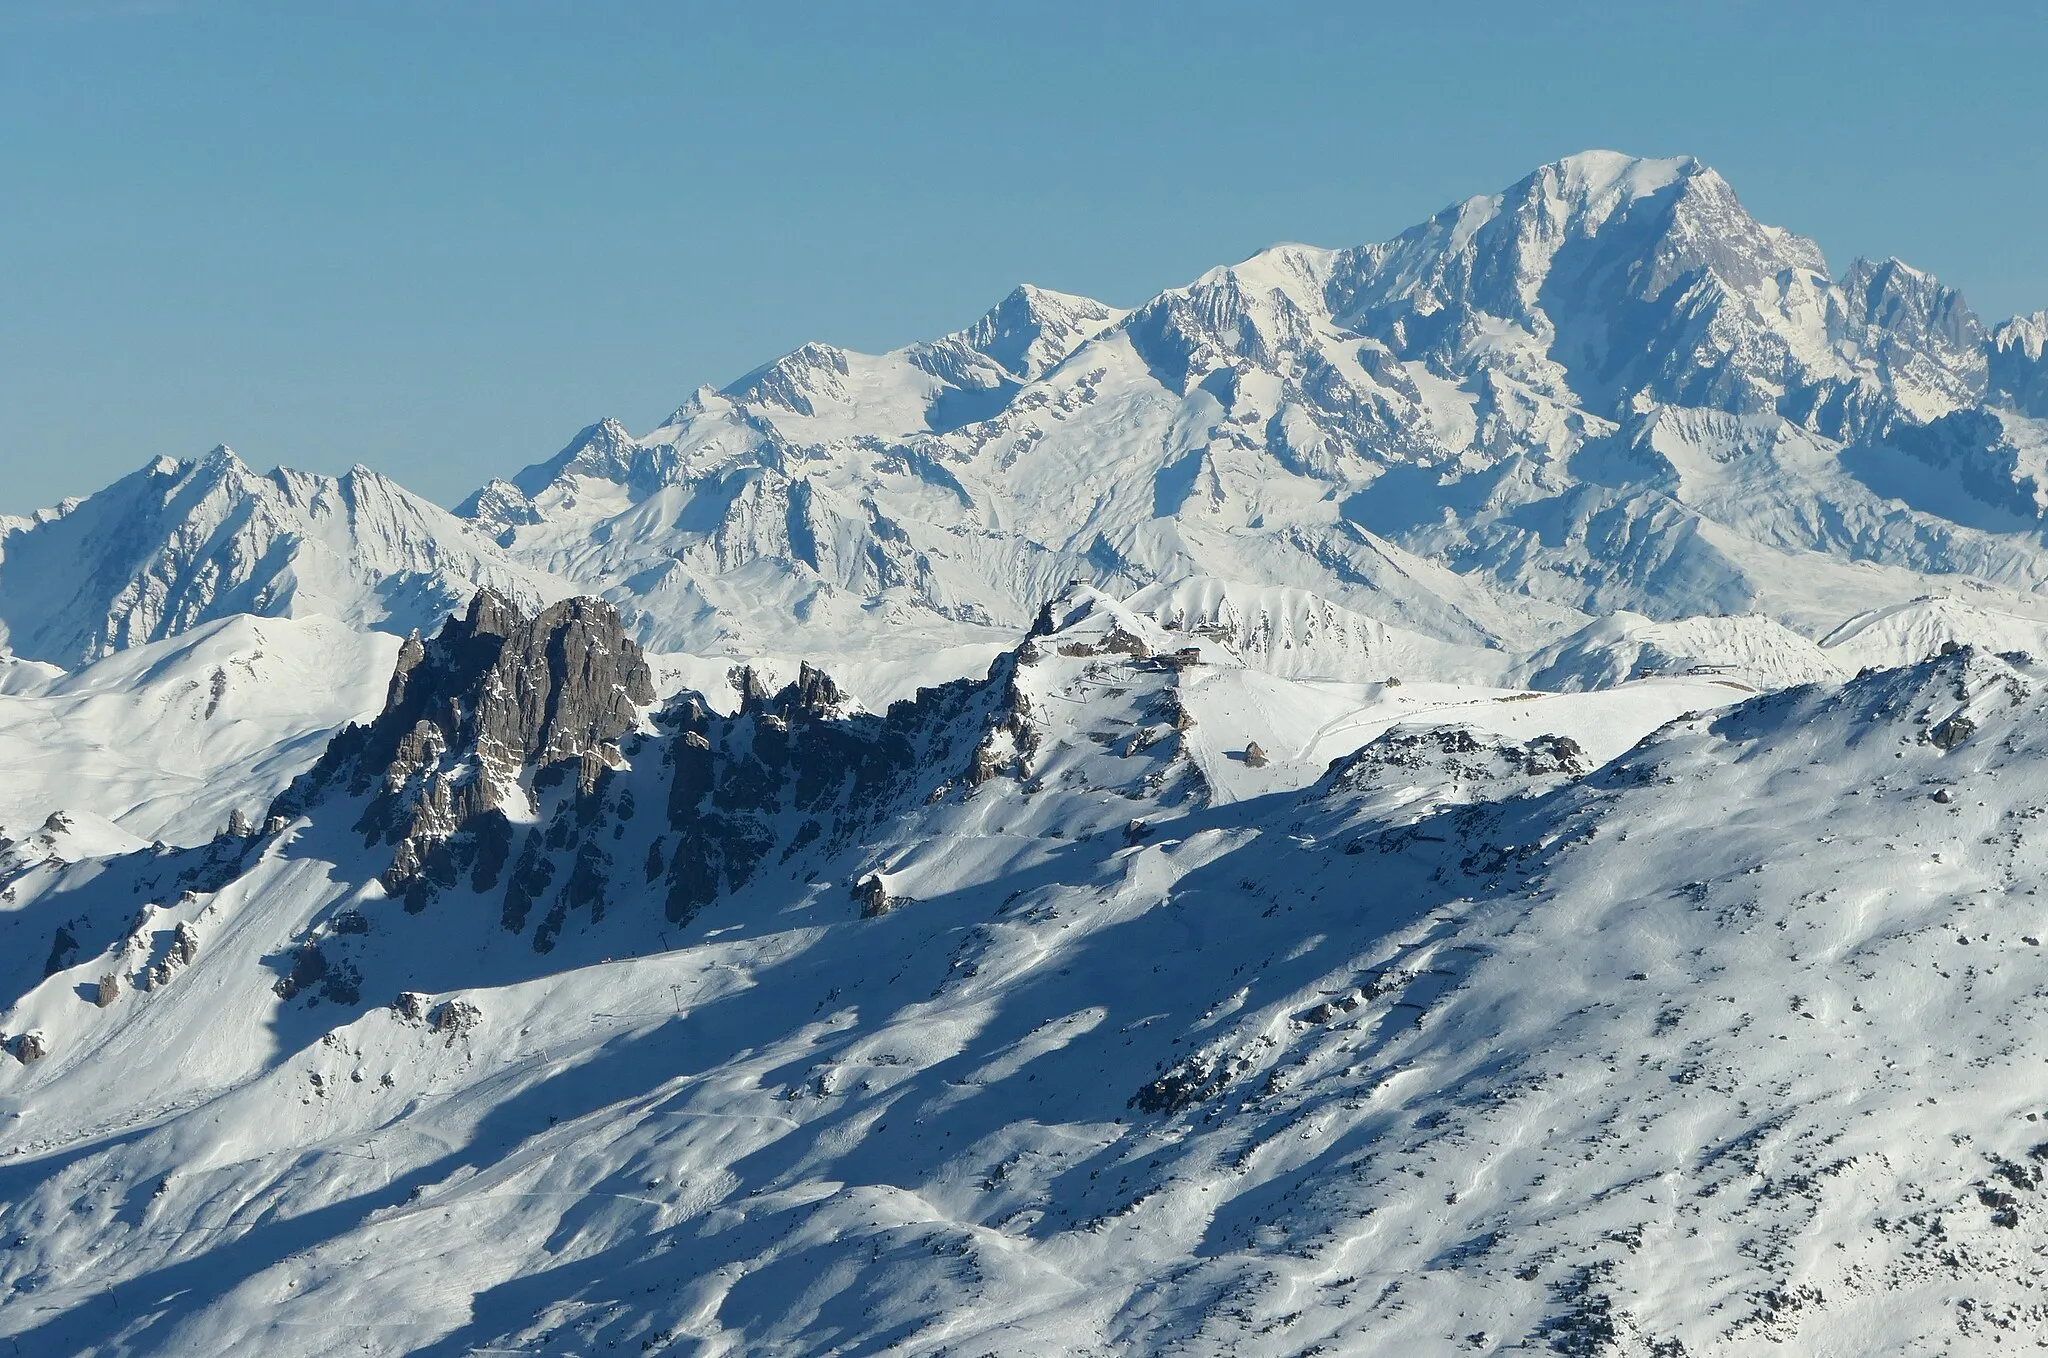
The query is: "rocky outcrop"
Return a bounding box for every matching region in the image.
[965,654,1039,787]
[1929,713,1976,751]
[273,937,359,1007]
[656,664,983,928]
[143,921,200,991]
[271,589,655,911]
[1323,727,1590,822]
[431,999,481,1044]
[261,590,1151,989]
[854,874,894,919]
[386,990,479,1044]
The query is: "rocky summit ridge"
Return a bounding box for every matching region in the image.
[272,589,656,914]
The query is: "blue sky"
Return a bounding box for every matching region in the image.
[1,0,2042,513]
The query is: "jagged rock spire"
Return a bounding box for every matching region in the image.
[271,589,655,910]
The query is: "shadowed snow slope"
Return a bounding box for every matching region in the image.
[9,591,2048,1353]
[0,615,400,846]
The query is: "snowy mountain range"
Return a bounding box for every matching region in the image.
[6,150,2048,1354]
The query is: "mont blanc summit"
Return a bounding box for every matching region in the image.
[5,152,2048,1355]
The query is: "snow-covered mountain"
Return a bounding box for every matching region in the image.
[1990,311,2048,416]
[0,446,562,668]
[14,151,2048,683]
[446,151,2048,671]
[9,150,2048,1355]
[0,613,400,846]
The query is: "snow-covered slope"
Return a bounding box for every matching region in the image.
[1126,576,1513,685]
[1524,610,1846,692]
[1820,595,2048,672]
[0,614,400,847]
[0,447,562,667]
[6,591,2048,1354]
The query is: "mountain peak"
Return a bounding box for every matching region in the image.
[722,341,852,410]
[1989,310,2048,416]
[503,418,641,499]
[273,588,656,917]
[946,282,1122,383]
[424,147,2044,668]
[1545,148,1701,202]
[1996,310,2048,361]
[0,445,555,667]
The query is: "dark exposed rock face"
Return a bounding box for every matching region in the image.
[1929,713,1976,751]
[43,924,78,979]
[430,998,481,1044]
[965,654,1037,787]
[854,874,894,918]
[272,589,655,911]
[273,938,359,1006]
[656,664,984,928]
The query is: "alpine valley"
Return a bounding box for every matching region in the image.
[6,151,2048,1355]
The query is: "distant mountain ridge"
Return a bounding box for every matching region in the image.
[448,150,2048,666]
[0,447,560,668]
[7,150,2048,686]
